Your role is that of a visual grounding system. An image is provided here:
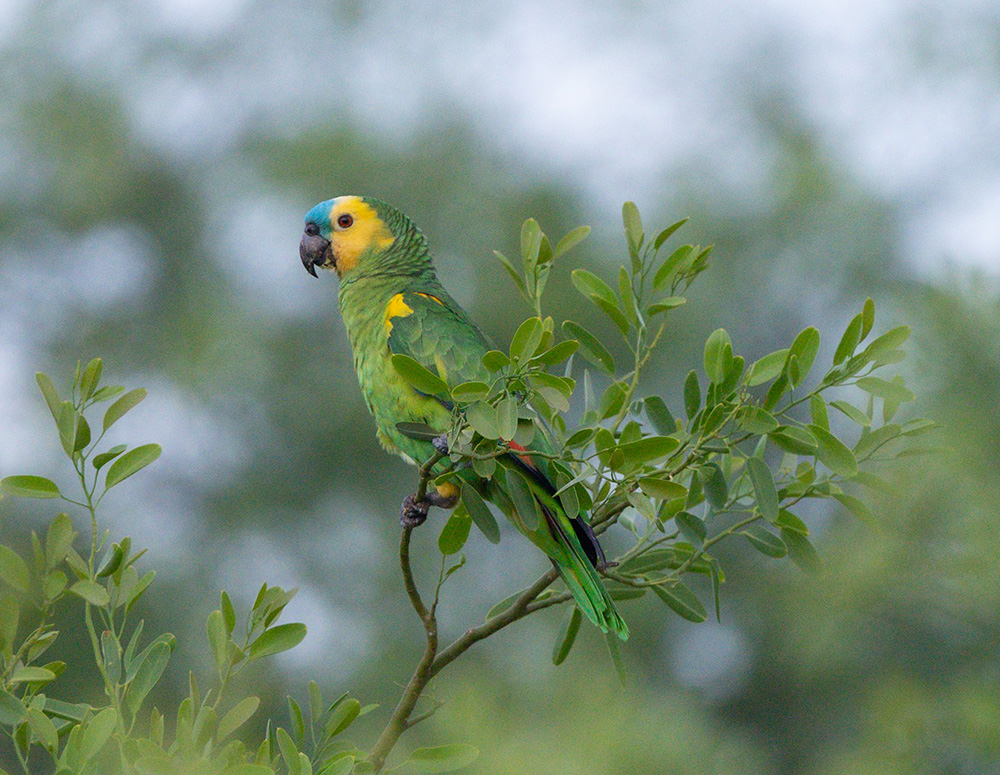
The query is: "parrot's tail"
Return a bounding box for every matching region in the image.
[543,506,630,641]
[492,450,629,640]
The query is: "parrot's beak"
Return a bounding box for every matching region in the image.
[300,232,331,278]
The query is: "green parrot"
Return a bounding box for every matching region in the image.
[300,195,627,639]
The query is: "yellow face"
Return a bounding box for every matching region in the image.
[321,196,396,276]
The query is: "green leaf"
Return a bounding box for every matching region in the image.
[644,396,675,435]
[552,607,583,666]
[562,321,614,373]
[438,511,472,556]
[833,494,877,527]
[638,478,686,501]
[325,697,361,737]
[91,384,125,402]
[93,444,128,471]
[782,529,823,574]
[1,475,60,499]
[738,406,778,434]
[207,610,228,673]
[126,640,169,716]
[461,483,500,544]
[855,424,902,458]
[593,296,631,335]
[494,250,526,295]
[830,400,870,428]
[775,509,809,536]
[79,357,103,401]
[808,424,858,477]
[618,266,638,324]
[509,317,544,362]
[45,513,76,568]
[520,218,543,268]
[56,400,79,457]
[10,666,56,684]
[646,297,687,316]
[653,245,694,290]
[249,623,307,659]
[675,512,707,543]
[81,708,118,762]
[395,423,442,441]
[652,582,707,622]
[217,696,260,742]
[746,457,779,523]
[747,349,788,386]
[554,225,591,256]
[622,201,643,258]
[496,395,518,441]
[787,327,820,386]
[833,314,863,365]
[810,395,830,430]
[27,707,59,754]
[450,381,490,403]
[0,688,27,725]
[465,402,500,440]
[103,388,147,432]
[105,443,162,489]
[617,436,680,466]
[683,370,700,420]
[863,325,911,361]
[221,591,236,634]
[69,580,110,606]
[856,377,916,404]
[35,372,61,422]
[571,269,616,306]
[653,217,689,249]
[533,338,579,366]
[769,426,818,455]
[405,744,480,773]
[482,350,510,372]
[704,329,733,384]
[698,464,728,511]
[742,526,787,557]
[391,354,447,396]
[861,297,876,339]
[598,381,629,420]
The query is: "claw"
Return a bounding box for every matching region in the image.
[400,495,430,528]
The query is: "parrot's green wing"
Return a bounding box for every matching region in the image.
[386,291,492,395]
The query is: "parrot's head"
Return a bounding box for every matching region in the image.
[300,195,408,279]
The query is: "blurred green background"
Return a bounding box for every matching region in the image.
[1,1,999,772]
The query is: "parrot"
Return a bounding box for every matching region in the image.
[299,195,627,639]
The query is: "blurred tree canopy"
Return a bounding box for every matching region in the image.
[2,1,999,773]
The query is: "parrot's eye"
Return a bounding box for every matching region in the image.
[337,214,354,229]
[304,222,319,237]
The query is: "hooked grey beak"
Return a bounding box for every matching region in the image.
[300,230,331,277]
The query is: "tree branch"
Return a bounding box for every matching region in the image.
[369,470,632,770]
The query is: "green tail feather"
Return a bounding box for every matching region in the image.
[491,458,629,640]
[547,516,629,641]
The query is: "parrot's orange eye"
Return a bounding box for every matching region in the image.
[337,214,354,229]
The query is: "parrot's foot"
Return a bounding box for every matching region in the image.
[400,495,430,528]
[432,434,450,456]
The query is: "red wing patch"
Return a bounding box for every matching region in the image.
[507,440,538,472]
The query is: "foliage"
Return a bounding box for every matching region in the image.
[0,364,377,774]
[393,203,930,668]
[0,203,930,774]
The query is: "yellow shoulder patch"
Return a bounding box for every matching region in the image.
[384,293,414,334]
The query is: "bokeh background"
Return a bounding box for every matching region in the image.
[2,0,999,772]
